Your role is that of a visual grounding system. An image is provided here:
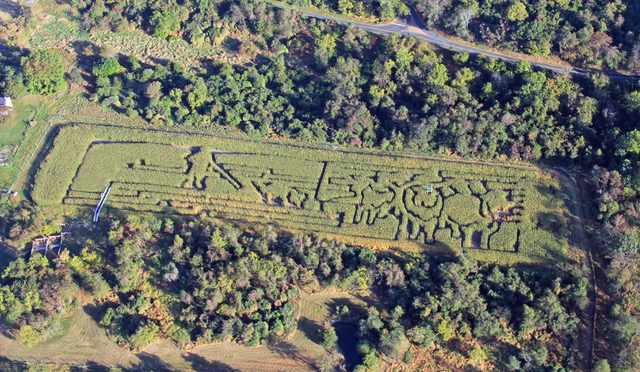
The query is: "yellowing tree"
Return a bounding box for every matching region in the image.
[507,2,529,21]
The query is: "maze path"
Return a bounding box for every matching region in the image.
[62,142,539,254]
[33,124,573,263]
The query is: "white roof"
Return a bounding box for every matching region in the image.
[0,97,12,108]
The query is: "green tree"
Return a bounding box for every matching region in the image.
[593,359,611,372]
[322,327,338,349]
[505,355,521,371]
[150,10,181,38]
[92,58,125,77]
[16,325,41,348]
[626,91,640,113]
[129,322,160,350]
[437,319,454,341]
[427,63,449,87]
[403,349,414,364]
[617,130,640,157]
[314,34,337,66]
[21,49,67,95]
[338,0,354,14]
[506,2,528,21]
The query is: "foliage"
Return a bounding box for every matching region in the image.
[0,204,588,370]
[412,0,640,69]
[16,325,42,348]
[92,58,125,78]
[0,253,79,347]
[21,49,67,95]
[593,359,611,372]
[322,327,338,349]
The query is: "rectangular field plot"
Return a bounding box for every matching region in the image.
[32,124,579,264]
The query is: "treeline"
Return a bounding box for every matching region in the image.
[412,0,640,71]
[277,0,409,20]
[0,211,588,370]
[66,0,406,42]
[85,25,640,168]
[589,167,640,370]
[0,195,63,248]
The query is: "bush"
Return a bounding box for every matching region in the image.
[93,58,125,77]
[21,49,67,95]
[16,325,42,348]
[593,359,611,372]
[322,327,338,349]
[129,322,160,350]
[403,349,414,364]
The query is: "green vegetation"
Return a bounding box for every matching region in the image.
[21,50,67,96]
[0,209,589,370]
[32,124,573,264]
[272,0,409,21]
[413,0,640,70]
[3,0,640,369]
[92,58,125,78]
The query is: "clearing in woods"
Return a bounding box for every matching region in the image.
[0,292,368,371]
[32,123,580,264]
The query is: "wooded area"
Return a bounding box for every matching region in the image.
[0,205,590,371]
[0,0,639,369]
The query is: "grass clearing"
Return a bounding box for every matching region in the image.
[27,13,250,69]
[0,95,49,188]
[0,292,367,371]
[0,95,43,146]
[31,123,579,264]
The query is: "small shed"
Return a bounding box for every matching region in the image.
[0,96,13,108]
[426,185,433,194]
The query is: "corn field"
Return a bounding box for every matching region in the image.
[32,124,575,264]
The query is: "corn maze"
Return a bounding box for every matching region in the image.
[32,124,578,264]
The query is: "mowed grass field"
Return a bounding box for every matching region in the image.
[0,95,42,147]
[31,123,580,264]
[0,95,47,188]
[0,292,369,371]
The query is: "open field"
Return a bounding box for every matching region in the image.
[0,95,49,188]
[0,292,368,371]
[0,95,44,147]
[32,123,577,264]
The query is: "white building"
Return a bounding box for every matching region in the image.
[0,97,13,108]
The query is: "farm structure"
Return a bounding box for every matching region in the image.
[32,124,578,264]
[30,233,67,257]
[0,96,12,108]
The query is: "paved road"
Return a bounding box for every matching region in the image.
[277,3,640,82]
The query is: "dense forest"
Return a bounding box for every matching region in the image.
[0,197,589,370]
[412,0,640,70]
[1,0,640,369]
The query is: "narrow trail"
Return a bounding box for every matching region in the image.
[271,2,640,82]
[556,167,596,372]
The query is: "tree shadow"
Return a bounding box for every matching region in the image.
[82,303,104,324]
[182,352,239,372]
[266,341,316,369]
[0,0,21,19]
[297,316,323,345]
[135,352,173,371]
[223,37,242,54]
[0,322,14,339]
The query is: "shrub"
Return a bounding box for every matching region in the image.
[322,327,338,349]
[93,58,125,77]
[16,325,42,348]
[22,49,67,95]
